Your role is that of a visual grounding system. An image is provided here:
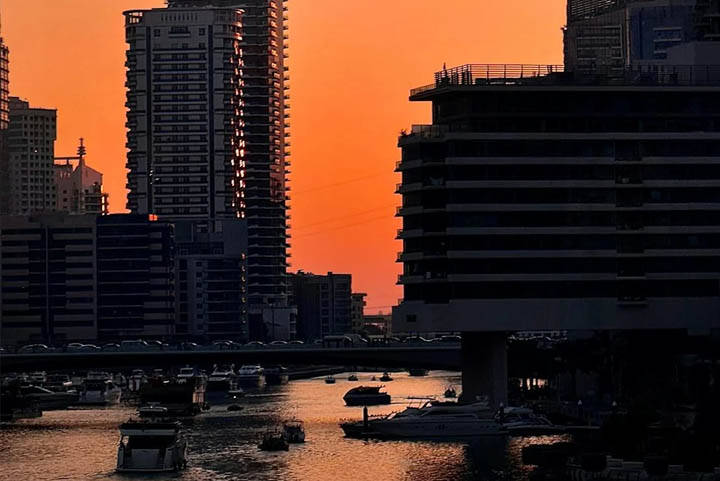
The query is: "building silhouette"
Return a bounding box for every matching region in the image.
[54,139,109,215]
[7,97,57,215]
[351,292,367,334]
[393,62,720,405]
[0,19,9,215]
[290,272,351,342]
[124,1,292,340]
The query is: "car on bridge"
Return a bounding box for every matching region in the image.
[18,344,51,354]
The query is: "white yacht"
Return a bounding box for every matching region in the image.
[116,420,187,473]
[342,400,506,439]
[78,377,122,405]
[236,365,265,388]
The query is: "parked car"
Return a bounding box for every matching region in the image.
[403,336,432,345]
[213,340,233,350]
[80,344,101,352]
[181,342,199,351]
[102,343,121,352]
[19,344,50,353]
[288,340,304,345]
[145,340,167,351]
[245,341,264,347]
[120,340,149,352]
[270,340,288,346]
[440,335,462,343]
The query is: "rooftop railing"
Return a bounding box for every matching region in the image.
[410,63,720,96]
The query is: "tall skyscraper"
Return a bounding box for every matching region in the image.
[564,0,720,72]
[125,1,292,340]
[8,97,57,215]
[0,18,9,215]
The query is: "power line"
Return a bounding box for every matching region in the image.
[293,203,396,231]
[293,214,395,239]
[293,171,394,196]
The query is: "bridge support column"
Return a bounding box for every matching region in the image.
[460,332,507,409]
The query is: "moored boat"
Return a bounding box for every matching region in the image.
[116,420,187,472]
[258,431,289,451]
[78,377,122,405]
[408,368,429,377]
[265,365,289,385]
[498,406,566,436]
[324,375,336,384]
[138,375,206,417]
[347,373,359,381]
[379,372,393,382]
[236,365,265,388]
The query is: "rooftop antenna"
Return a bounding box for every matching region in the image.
[77,138,86,168]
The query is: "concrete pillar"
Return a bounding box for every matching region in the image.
[460,332,508,409]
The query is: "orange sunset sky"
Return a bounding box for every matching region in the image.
[3,0,565,314]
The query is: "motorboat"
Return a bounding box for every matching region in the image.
[207,364,237,391]
[138,403,168,417]
[444,386,457,398]
[347,373,359,381]
[265,365,290,385]
[45,374,75,393]
[128,370,147,392]
[379,372,393,382]
[341,400,506,439]
[324,375,336,384]
[498,406,566,436]
[139,376,207,417]
[236,365,265,388]
[343,386,391,406]
[78,377,122,405]
[0,383,42,422]
[408,368,429,377]
[283,419,306,443]
[258,431,289,451]
[116,420,187,472]
[19,385,78,410]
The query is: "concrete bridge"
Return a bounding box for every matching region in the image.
[0,345,463,373]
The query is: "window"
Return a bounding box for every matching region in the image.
[154,29,160,37]
[199,28,205,35]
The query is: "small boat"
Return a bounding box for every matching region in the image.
[19,385,78,410]
[78,377,122,405]
[444,386,457,398]
[29,371,48,385]
[283,419,306,443]
[176,366,197,383]
[45,374,75,393]
[139,375,207,417]
[116,420,187,472]
[379,372,393,382]
[264,366,290,385]
[343,386,391,406]
[347,373,358,381]
[325,375,336,384]
[258,431,289,451]
[236,365,266,388]
[408,368,429,377]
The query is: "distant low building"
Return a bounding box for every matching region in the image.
[289,271,352,341]
[350,292,366,334]
[363,314,392,336]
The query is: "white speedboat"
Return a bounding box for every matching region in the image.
[207,364,237,391]
[116,420,187,473]
[498,407,566,436]
[341,400,506,439]
[236,365,265,388]
[78,378,122,405]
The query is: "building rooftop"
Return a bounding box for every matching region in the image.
[410,63,720,98]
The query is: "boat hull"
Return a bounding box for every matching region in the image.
[236,374,265,388]
[343,394,391,406]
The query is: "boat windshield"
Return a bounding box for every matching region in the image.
[125,435,176,449]
[179,368,194,375]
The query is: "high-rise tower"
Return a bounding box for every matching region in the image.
[0,16,9,215]
[163,0,292,339]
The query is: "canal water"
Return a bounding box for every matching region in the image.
[0,371,565,481]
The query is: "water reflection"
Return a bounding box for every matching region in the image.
[0,371,567,481]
